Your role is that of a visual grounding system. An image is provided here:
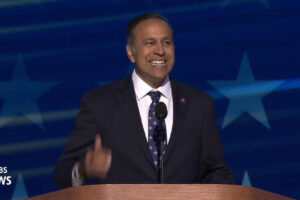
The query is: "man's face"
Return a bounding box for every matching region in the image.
[126,19,175,88]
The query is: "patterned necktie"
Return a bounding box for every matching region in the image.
[148,91,167,169]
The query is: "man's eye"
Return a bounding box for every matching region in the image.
[164,40,172,45]
[145,41,154,45]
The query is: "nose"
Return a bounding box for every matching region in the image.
[154,43,165,56]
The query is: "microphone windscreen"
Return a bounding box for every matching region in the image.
[155,102,168,121]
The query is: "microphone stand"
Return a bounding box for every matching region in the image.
[158,120,165,184]
[155,101,168,184]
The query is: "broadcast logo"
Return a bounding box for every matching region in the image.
[0,167,12,185]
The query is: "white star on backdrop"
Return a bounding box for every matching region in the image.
[11,173,28,200]
[242,170,252,186]
[208,52,284,129]
[0,55,58,129]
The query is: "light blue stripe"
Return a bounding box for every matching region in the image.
[207,78,300,100]
[0,0,59,7]
[9,166,54,178]
[0,0,269,35]
[0,42,120,62]
[223,135,300,154]
[0,137,68,154]
[0,109,78,127]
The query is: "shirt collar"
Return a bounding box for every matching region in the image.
[132,69,172,101]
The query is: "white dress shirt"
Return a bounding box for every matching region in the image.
[132,70,173,143]
[72,70,174,186]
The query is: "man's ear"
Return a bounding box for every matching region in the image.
[126,43,136,63]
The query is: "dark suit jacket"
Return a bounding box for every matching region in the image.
[54,75,234,187]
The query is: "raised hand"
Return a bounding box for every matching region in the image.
[79,135,112,180]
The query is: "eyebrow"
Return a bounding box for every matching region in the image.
[142,36,173,42]
[142,37,155,42]
[161,36,173,41]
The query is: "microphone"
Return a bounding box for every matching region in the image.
[155,102,168,184]
[155,102,168,121]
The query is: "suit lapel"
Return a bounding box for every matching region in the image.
[164,80,188,163]
[116,76,157,170]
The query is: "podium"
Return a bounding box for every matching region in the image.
[28,184,295,200]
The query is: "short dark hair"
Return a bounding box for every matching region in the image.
[126,12,174,45]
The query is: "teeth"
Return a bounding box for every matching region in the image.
[151,60,165,65]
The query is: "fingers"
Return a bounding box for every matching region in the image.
[83,134,112,179]
[84,149,92,178]
[85,149,92,164]
[100,149,112,178]
[94,134,102,152]
[104,148,112,168]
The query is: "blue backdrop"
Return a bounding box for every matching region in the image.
[0,0,299,199]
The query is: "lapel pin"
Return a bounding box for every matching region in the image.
[179,97,186,104]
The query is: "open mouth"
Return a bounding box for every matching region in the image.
[149,60,167,66]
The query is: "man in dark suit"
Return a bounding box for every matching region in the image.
[54,12,234,188]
